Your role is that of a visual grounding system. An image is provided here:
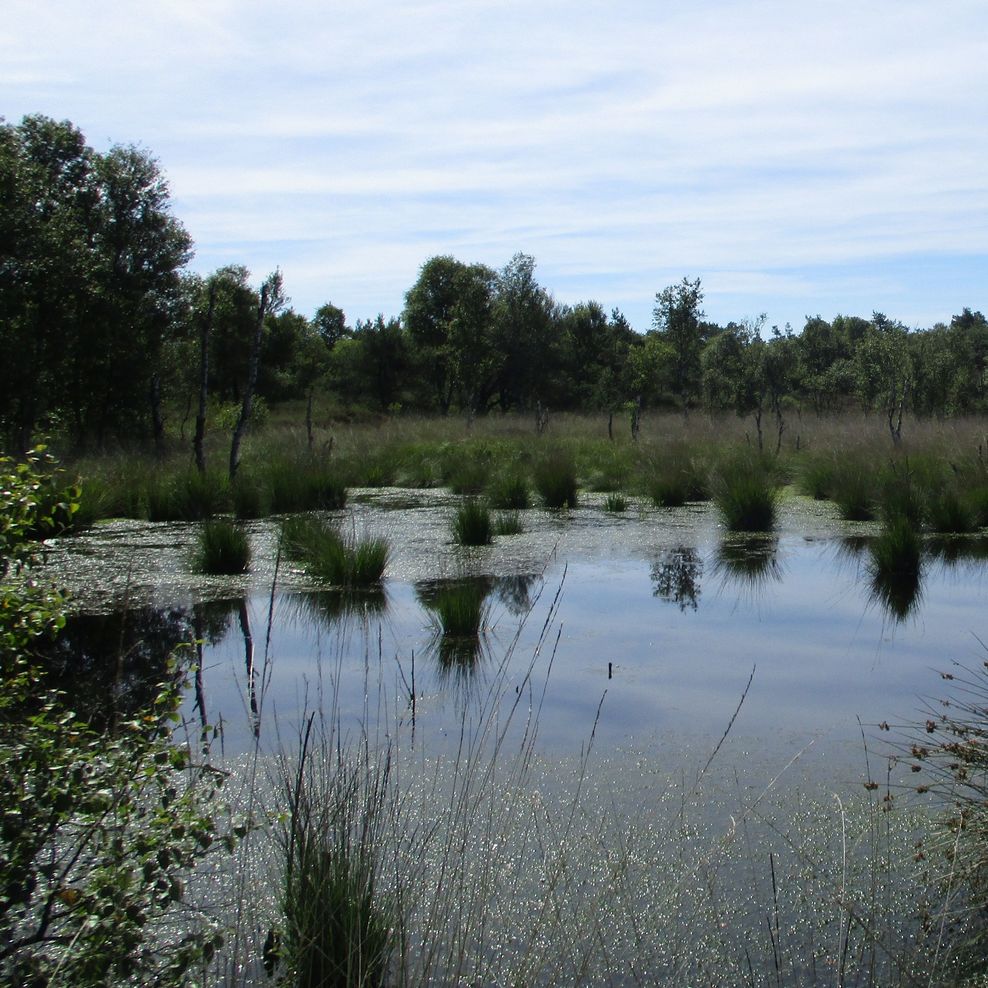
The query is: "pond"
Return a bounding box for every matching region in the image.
[40,488,988,982]
[43,489,988,783]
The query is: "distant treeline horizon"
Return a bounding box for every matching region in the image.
[2,114,986,453]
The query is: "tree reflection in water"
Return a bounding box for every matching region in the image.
[650,545,702,612]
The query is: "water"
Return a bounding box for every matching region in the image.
[42,490,988,780]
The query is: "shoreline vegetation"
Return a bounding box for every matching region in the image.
[3,421,988,983]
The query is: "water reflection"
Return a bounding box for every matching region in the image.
[868,564,923,623]
[491,574,537,616]
[40,605,194,730]
[927,535,988,567]
[651,546,702,612]
[416,577,493,681]
[290,588,389,629]
[712,536,782,596]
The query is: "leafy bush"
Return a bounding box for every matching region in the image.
[0,450,236,985]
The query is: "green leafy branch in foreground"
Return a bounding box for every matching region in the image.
[0,449,240,986]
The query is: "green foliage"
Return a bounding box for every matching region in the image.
[147,468,229,522]
[452,499,493,546]
[711,455,779,532]
[0,449,233,985]
[0,447,79,573]
[604,493,628,513]
[194,519,251,574]
[282,516,388,586]
[486,468,530,509]
[277,725,394,988]
[641,443,707,507]
[533,449,579,510]
[493,510,524,535]
[830,457,878,522]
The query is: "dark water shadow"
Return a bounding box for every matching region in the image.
[38,605,196,731]
[651,545,702,612]
[289,588,390,630]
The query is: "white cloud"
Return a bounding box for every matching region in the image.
[2,0,986,331]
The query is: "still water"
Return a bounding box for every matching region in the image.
[44,490,988,781]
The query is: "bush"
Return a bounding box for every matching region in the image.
[0,450,234,985]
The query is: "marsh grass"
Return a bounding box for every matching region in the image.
[148,468,229,522]
[193,519,251,574]
[926,486,978,534]
[452,499,493,546]
[493,510,524,536]
[641,442,708,507]
[486,470,530,510]
[276,718,394,988]
[604,492,628,513]
[281,515,389,586]
[711,456,779,532]
[533,448,579,509]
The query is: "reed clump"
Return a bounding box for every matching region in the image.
[452,499,493,546]
[711,455,779,532]
[281,516,389,586]
[493,510,524,536]
[604,493,628,513]
[193,519,251,574]
[486,469,530,510]
[533,449,579,510]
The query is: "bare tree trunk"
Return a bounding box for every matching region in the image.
[194,281,215,474]
[229,281,270,481]
[150,372,166,458]
[305,389,314,453]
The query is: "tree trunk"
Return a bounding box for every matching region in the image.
[150,372,166,458]
[229,282,269,481]
[194,281,215,474]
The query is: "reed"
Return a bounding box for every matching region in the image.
[493,510,524,536]
[193,519,251,574]
[711,455,778,532]
[604,493,628,513]
[533,448,579,510]
[486,469,530,510]
[452,499,493,546]
[282,516,389,586]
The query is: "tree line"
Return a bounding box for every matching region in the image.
[2,114,986,453]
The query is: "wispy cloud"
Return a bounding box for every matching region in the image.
[3,0,986,330]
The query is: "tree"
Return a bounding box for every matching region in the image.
[0,116,191,450]
[652,277,704,414]
[490,253,559,411]
[229,270,284,480]
[855,313,913,444]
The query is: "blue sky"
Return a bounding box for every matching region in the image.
[3,0,986,333]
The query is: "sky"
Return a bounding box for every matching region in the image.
[3,0,987,334]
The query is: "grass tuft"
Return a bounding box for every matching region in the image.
[711,456,778,532]
[533,449,579,510]
[193,519,251,574]
[493,510,524,536]
[282,516,389,586]
[452,499,493,546]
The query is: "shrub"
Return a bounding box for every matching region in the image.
[194,519,251,574]
[0,451,233,985]
[452,499,493,546]
[533,449,578,510]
